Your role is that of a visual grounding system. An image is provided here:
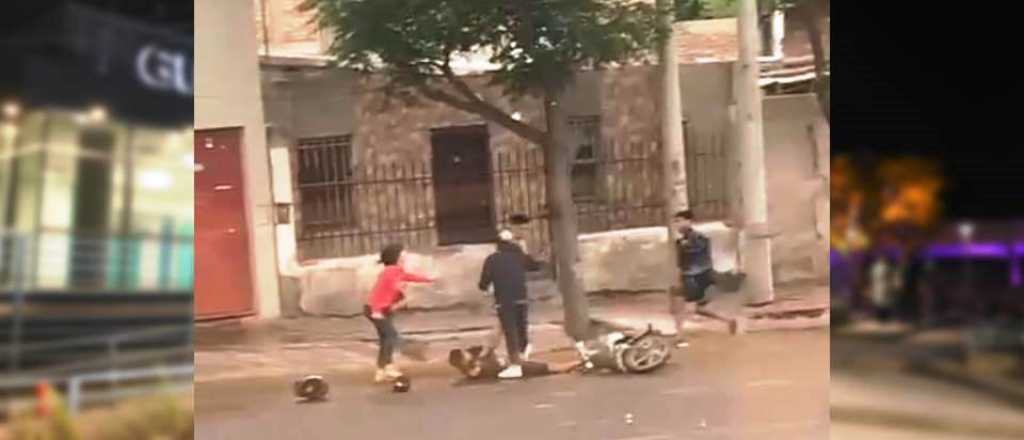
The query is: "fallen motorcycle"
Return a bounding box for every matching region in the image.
[573,324,672,374]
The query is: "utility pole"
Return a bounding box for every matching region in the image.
[657,0,690,334]
[658,0,688,220]
[657,1,688,228]
[736,0,774,304]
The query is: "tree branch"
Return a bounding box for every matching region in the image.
[405,74,547,146]
[436,65,549,146]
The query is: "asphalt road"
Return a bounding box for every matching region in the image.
[195,330,829,440]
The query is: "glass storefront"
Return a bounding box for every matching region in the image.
[0,106,193,292]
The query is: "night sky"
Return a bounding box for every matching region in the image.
[838,4,1024,220]
[1,1,192,37]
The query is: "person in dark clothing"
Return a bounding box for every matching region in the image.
[670,210,714,347]
[478,230,533,379]
[448,346,580,381]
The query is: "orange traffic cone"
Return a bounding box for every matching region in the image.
[35,381,53,417]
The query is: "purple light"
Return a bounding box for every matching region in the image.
[922,243,1011,259]
[1012,243,1023,287]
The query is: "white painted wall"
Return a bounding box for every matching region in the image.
[195,0,280,318]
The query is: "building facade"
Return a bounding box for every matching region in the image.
[246,1,830,316]
[195,0,279,319]
[0,4,193,294]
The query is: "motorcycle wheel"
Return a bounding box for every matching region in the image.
[621,336,671,373]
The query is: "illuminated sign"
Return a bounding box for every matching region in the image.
[135,44,193,97]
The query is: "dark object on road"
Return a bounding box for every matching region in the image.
[392,375,411,393]
[448,346,576,381]
[294,375,329,401]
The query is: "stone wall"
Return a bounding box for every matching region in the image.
[294,223,739,317]
[295,244,558,317]
[763,94,829,284]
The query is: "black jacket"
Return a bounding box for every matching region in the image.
[479,241,534,306]
[676,229,713,276]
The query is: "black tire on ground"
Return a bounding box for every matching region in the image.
[621,336,671,374]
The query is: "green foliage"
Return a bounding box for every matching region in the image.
[8,392,193,440]
[302,0,665,97]
[673,0,705,21]
[700,0,737,18]
[94,392,193,440]
[9,390,80,440]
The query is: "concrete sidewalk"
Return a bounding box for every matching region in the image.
[831,370,1024,439]
[832,323,1024,439]
[195,283,828,383]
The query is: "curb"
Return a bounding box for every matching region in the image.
[831,405,1024,439]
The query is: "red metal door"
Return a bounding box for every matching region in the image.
[194,128,255,319]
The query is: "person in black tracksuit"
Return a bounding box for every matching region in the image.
[478,231,533,379]
[671,210,715,347]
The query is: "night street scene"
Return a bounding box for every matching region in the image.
[3,0,1023,439]
[0,1,194,438]
[194,1,830,439]
[831,2,1024,439]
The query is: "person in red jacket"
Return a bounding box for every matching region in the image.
[365,243,435,383]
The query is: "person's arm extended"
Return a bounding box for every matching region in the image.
[550,360,584,374]
[522,251,541,272]
[400,269,434,283]
[478,256,493,292]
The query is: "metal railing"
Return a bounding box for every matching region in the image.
[66,363,193,414]
[294,141,684,260]
[1,324,193,373]
[1,232,194,414]
[1,229,193,292]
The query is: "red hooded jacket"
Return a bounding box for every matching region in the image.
[367,265,431,314]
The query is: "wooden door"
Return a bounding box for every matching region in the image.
[431,125,495,245]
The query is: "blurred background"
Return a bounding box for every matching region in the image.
[832,3,1024,439]
[1,1,193,437]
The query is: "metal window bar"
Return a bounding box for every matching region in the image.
[295,135,357,239]
[568,116,602,202]
[294,140,682,261]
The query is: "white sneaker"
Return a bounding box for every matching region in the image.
[497,364,524,379]
[384,364,403,379]
[522,344,533,360]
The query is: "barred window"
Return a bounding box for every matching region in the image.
[295,135,356,233]
[568,116,601,201]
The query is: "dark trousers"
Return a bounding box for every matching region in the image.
[497,303,528,363]
[364,305,399,368]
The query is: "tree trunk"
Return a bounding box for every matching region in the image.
[543,93,591,341]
